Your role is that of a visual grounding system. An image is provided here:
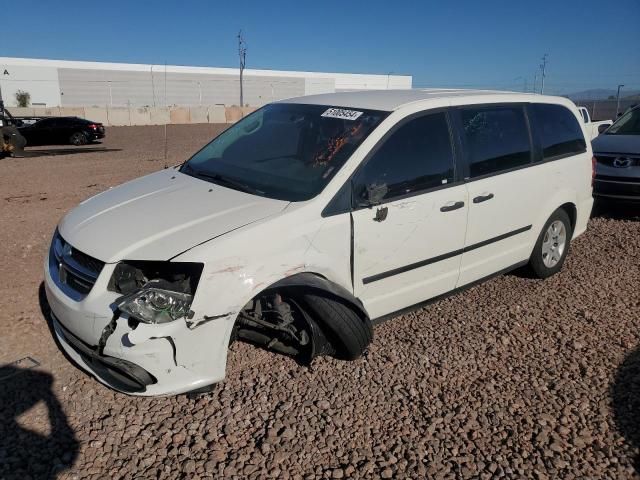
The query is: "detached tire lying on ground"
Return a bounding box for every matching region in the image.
[528,208,573,278]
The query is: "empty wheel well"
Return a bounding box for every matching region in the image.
[559,202,577,231]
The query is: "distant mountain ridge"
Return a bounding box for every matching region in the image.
[567,88,640,100]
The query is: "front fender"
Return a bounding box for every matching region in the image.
[173,205,354,326]
[268,272,369,321]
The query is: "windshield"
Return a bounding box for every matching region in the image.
[181,103,388,201]
[606,107,640,135]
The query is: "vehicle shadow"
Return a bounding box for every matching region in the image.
[612,344,640,473]
[0,363,79,479]
[22,147,121,158]
[591,200,640,221]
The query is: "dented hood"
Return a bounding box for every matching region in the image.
[58,168,289,262]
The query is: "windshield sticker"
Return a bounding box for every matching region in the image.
[321,108,363,121]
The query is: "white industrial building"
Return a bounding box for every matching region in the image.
[0,57,412,108]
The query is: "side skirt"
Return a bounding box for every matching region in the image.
[371,260,529,326]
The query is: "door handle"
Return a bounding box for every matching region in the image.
[373,206,388,222]
[473,193,494,203]
[440,201,465,212]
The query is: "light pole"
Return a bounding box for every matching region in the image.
[616,84,625,117]
[238,30,247,107]
[540,54,548,94]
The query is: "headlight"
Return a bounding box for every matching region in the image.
[117,280,193,324]
[108,261,204,296]
[110,262,203,324]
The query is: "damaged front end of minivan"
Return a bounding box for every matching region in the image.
[45,227,372,396]
[45,236,239,395]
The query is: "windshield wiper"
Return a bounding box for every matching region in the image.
[182,165,264,196]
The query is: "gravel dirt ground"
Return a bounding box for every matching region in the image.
[1,125,639,480]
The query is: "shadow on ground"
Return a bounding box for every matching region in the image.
[22,147,121,157]
[0,362,79,479]
[612,344,640,474]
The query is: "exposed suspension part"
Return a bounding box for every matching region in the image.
[235,293,311,358]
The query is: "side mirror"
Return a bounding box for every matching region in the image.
[598,124,609,134]
[356,183,388,208]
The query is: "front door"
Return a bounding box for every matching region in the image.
[351,111,468,320]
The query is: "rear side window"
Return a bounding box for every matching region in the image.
[530,104,586,159]
[461,106,531,178]
[354,112,454,204]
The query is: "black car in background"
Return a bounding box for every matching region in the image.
[592,105,640,203]
[18,117,105,146]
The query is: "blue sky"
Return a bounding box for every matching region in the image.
[3,0,639,95]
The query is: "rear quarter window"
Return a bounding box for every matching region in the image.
[530,104,586,160]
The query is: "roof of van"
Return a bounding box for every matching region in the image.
[280,89,565,112]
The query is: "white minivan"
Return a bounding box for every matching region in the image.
[44,90,594,395]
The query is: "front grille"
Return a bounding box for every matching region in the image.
[49,231,105,300]
[595,154,640,167]
[595,174,640,183]
[70,247,105,273]
[594,176,640,198]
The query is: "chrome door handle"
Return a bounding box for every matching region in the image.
[473,193,494,203]
[440,201,465,212]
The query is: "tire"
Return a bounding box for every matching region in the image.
[301,293,372,360]
[528,208,572,279]
[70,131,87,146]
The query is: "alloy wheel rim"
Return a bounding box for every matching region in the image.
[541,220,567,268]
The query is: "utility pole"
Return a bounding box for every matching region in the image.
[616,84,625,117]
[238,30,247,107]
[539,54,548,94]
[533,73,538,94]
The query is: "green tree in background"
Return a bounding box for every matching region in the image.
[15,90,31,107]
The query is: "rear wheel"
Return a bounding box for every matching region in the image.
[70,131,87,146]
[528,209,572,278]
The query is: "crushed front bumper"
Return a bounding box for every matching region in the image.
[44,252,235,396]
[52,315,156,393]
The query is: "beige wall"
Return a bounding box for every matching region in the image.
[8,105,256,126]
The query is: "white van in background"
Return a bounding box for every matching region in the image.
[577,105,613,140]
[44,89,594,395]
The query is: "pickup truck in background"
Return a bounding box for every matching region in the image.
[577,106,613,140]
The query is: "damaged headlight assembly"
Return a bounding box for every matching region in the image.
[109,261,204,325]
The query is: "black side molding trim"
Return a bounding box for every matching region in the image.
[463,225,532,253]
[363,248,464,285]
[362,225,532,285]
[371,260,529,325]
